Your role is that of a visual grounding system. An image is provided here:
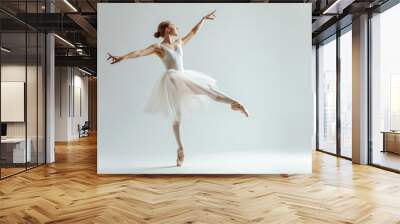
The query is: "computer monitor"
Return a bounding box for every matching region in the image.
[1,123,7,137]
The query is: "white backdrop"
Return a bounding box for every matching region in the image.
[98,3,313,174]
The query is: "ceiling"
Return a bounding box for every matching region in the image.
[0,0,393,74]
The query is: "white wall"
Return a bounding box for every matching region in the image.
[98,3,313,174]
[55,67,89,141]
[1,65,39,138]
[71,73,89,138]
[55,67,69,141]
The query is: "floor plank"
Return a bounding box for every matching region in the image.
[1,134,400,224]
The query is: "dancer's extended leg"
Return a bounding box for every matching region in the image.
[209,87,236,104]
[186,82,249,117]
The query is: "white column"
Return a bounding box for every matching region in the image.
[46,33,55,163]
[45,0,56,163]
[352,14,369,164]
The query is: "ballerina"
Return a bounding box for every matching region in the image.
[107,10,249,167]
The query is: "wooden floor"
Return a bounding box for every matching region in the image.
[1,135,400,224]
[1,167,26,178]
[373,150,400,171]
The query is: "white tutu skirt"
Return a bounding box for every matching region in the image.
[145,69,217,118]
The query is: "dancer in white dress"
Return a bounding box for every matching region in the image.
[107,10,249,167]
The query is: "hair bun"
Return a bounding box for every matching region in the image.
[154,21,171,38]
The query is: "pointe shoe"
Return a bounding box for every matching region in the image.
[231,102,249,117]
[177,148,184,167]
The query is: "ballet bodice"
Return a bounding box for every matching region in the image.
[160,41,184,71]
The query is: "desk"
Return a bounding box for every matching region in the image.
[382,131,400,154]
[1,138,31,163]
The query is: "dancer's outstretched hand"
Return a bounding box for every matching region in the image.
[203,10,216,20]
[107,53,123,64]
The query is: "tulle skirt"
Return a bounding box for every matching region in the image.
[145,69,217,118]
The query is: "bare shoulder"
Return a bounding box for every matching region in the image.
[148,43,162,53]
[149,43,163,57]
[148,43,161,50]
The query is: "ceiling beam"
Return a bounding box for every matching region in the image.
[55,55,96,70]
[67,13,97,45]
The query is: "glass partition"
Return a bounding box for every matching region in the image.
[1,31,28,177]
[0,1,46,179]
[27,31,38,169]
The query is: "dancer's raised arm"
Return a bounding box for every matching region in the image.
[107,44,161,64]
[181,10,216,45]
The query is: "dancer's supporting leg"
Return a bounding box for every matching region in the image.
[173,112,184,166]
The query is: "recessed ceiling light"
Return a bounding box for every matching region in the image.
[54,34,75,48]
[63,0,78,12]
[78,67,93,76]
[322,0,353,15]
[1,47,11,53]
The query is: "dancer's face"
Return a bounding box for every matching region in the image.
[167,24,179,36]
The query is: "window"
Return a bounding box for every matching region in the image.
[371,3,400,171]
[340,29,352,158]
[318,37,337,154]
